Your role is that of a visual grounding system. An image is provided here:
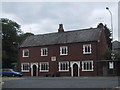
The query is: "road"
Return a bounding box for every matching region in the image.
[2,76,119,88]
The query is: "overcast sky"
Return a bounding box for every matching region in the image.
[1,1,118,40]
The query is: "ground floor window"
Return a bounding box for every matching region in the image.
[21,63,30,72]
[40,62,49,72]
[109,62,114,69]
[82,61,93,71]
[59,61,69,71]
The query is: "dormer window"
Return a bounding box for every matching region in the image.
[23,49,29,57]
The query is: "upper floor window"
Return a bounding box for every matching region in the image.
[40,62,49,72]
[23,49,29,57]
[21,63,30,72]
[83,44,92,54]
[41,48,48,56]
[59,61,69,71]
[60,46,68,55]
[82,61,93,71]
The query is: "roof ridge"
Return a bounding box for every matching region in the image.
[33,27,98,36]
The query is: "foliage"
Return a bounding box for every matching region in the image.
[1,18,34,68]
[104,25,112,50]
[103,48,120,60]
[1,18,22,68]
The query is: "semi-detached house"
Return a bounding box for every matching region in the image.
[18,23,108,77]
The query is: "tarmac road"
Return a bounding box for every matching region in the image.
[2,76,119,88]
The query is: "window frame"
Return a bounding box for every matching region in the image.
[21,63,30,72]
[82,61,94,71]
[60,46,68,56]
[39,62,49,72]
[41,48,48,56]
[59,61,69,72]
[109,62,114,69]
[83,44,92,54]
[22,49,29,57]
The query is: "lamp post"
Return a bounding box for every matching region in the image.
[106,7,115,76]
[106,7,113,42]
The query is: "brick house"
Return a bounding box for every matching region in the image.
[18,23,108,77]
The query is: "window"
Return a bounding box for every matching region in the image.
[83,44,92,54]
[59,61,69,71]
[109,62,114,69]
[23,49,29,57]
[82,61,93,71]
[21,63,30,72]
[60,46,68,55]
[40,62,49,72]
[41,48,48,56]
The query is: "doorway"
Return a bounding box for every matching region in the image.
[33,65,37,76]
[73,63,78,77]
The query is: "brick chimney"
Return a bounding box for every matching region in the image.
[58,24,64,33]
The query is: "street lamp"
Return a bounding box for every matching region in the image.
[106,7,113,42]
[106,7,115,76]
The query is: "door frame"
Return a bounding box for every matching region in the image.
[70,61,80,77]
[31,63,38,76]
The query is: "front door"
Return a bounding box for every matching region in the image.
[33,65,37,76]
[73,63,78,77]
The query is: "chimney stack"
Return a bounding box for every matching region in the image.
[58,24,64,33]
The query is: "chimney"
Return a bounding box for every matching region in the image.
[97,23,104,29]
[58,24,64,33]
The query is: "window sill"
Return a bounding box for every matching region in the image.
[22,56,29,57]
[59,70,69,72]
[83,52,92,54]
[40,70,49,72]
[60,54,68,56]
[82,70,94,71]
[21,70,30,72]
[41,55,48,56]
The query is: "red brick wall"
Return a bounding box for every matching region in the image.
[19,41,99,76]
[97,29,108,60]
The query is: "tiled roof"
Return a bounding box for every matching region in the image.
[20,28,101,47]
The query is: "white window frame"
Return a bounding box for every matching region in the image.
[40,62,49,72]
[22,49,29,57]
[82,61,94,71]
[41,48,48,56]
[83,44,92,54]
[21,63,30,72]
[60,46,68,55]
[59,61,69,72]
[109,62,114,69]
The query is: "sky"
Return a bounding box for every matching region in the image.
[1,1,119,41]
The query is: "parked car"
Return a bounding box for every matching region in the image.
[1,69,23,77]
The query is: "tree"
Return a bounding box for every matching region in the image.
[104,24,112,50]
[1,18,22,68]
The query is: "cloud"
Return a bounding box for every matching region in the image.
[2,2,118,40]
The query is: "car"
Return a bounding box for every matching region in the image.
[1,69,23,77]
